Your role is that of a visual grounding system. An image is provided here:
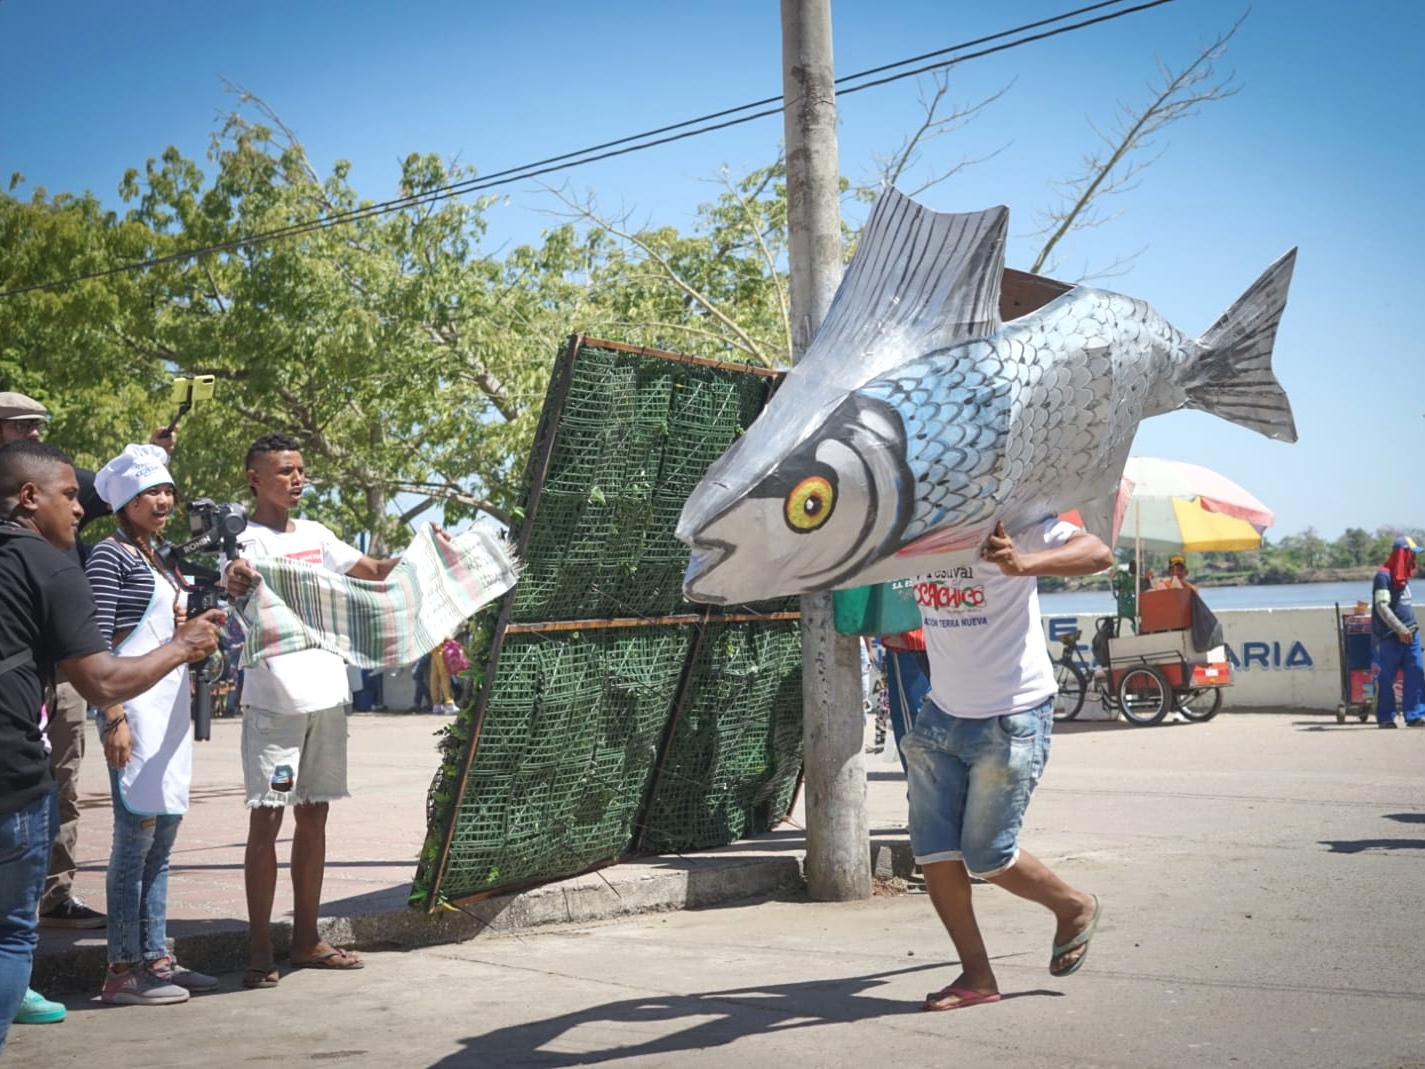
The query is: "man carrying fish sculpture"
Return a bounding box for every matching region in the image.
[677,189,1297,1010]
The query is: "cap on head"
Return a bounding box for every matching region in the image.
[1394,536,1419,552]
[1169,554,1186,568]
[94,443,174,510]
[0,391,49,422]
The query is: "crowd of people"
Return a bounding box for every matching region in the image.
[0,394,455,1053]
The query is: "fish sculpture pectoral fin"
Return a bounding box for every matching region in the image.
[1075,484,1126,550]
[1184,248,1299,443]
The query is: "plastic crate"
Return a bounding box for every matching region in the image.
[1139,588,1192,634]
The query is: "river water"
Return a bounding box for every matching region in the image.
[1039,579,1371,616]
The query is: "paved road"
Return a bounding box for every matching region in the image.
[12,711,1425,1068]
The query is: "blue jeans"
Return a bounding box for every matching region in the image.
[902,698,1053,878]
[0,789,57,1056]
[107,772,182,966]
[1375,633,1425,723]
[886,649,931,774]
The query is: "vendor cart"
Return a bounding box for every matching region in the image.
[1335,603,1375,723]
[1105,624,1233,726]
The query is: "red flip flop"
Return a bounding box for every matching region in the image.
[923,985,1002,1012]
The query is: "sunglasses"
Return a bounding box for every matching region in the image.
[3,418,46,433]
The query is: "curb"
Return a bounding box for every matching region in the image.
[32,839,915,996]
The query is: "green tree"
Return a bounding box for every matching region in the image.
[6,95,594,554]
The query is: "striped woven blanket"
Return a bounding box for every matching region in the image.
[237,524,518,669]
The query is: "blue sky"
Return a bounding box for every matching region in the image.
[3,0,1420,543]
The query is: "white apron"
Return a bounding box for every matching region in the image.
[113,564,193,815]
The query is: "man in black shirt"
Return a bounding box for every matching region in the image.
[0,391,174,930]
[0,441,220,1055]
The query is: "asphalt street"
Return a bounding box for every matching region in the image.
[10,710,1425,1068]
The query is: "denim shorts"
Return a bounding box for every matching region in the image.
[900,697,1053,877]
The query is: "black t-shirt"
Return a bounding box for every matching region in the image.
[76,466,110,533]
[0,525,109,816]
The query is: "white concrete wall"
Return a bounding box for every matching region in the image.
[1041,606,1352,711]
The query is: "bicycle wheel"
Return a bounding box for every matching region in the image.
[1117,665,1170,725]
[1176,686,1223,722]
[1053,661,1087,721]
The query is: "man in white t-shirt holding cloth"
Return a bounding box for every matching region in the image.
[223,433,397,988]
[903,517,1112,1012]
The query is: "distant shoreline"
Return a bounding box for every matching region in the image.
[1059,564,1379,594]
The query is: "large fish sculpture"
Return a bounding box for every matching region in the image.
[677,187,1296,605]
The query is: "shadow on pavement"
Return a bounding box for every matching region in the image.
[1318,837,1425,854]
[430,964,1056,1067]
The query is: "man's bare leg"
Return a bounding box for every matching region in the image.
[921,859,999,1008]
[288,802,360,966]
[986,848,1098,973]
[244,806,285,972]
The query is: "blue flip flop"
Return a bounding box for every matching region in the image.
[1050,894,1101,977]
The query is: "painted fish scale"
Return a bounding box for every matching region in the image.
[864,288,1199,551]
[861,345,1008,544]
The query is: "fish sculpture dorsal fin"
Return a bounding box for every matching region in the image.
[803,186,1008,385]
[683,189,1009,517]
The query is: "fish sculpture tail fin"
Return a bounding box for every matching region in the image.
[1186,248,1298,443]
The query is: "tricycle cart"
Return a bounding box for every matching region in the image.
[1105,625,1232,726]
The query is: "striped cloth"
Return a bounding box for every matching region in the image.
[237,523,518,669]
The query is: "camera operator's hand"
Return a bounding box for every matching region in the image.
[150,425,177,455]
[226,558,258,599]
[172,609,225,664]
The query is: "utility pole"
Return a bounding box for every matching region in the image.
[781,0,871,901]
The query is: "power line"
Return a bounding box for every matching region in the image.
[1,0,1175,299]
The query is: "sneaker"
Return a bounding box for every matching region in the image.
[100,965,191,1006]
[147,956,219,993]
[39,896,106,929]
[13,988,66,1024]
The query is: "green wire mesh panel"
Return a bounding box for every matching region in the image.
[435,627,690,898]
[414,337,804,909]
[509,345,774,622]
[640,619,805,852]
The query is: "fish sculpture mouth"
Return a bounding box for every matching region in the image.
[682,542,735,605]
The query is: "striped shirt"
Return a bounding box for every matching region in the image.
[84,539,156,646]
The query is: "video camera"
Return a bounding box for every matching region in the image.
[155,498,249,742]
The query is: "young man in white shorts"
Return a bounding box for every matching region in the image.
[224,434,397,989]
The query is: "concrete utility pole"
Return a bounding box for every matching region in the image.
[781,0,871,901]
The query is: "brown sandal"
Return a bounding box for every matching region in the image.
[242,964,280,989]
[289,947,363,971]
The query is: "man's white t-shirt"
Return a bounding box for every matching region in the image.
[917,518,1077,720]
[231,518,365,714]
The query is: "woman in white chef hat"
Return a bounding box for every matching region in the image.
[85,444,220,1005]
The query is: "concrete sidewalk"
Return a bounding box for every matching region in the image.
[31,708,914,994]
[14,707,1425,1068]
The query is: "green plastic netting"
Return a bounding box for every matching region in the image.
[413,337,804,908]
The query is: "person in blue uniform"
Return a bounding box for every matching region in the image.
[1372,536,1423,728]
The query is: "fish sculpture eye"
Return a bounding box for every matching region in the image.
[784,475,835,533]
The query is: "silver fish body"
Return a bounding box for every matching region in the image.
[677,189,1297,605]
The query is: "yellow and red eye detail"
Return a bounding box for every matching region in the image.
[784,475,835,532]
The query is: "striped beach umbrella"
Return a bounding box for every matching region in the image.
[1120,456,1274,554]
